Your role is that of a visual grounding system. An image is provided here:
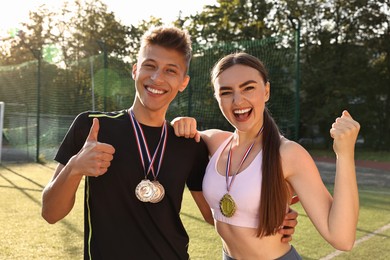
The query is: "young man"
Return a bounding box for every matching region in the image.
[41,26,297,259]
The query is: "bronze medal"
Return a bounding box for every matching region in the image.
[130,110,168,203]
[150,181,165,203]
[219,193,236,217]
[135,179,156,202]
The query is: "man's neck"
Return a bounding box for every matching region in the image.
[130,104,166,127]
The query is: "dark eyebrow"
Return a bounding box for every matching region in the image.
[219,80,258,92]
[239,80,257,88]
[166,63,181,69]
[143,59,181,70]
[219,86,231,92]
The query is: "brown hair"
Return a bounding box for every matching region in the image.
[211,52,289,237]
[140,26,192,73]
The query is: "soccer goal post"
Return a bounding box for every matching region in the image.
[0,102,4,163]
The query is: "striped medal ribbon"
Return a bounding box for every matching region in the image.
[219,126,264,217]
[130,109,167,203]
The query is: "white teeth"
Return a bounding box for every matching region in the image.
[147,87,164,94]
[234,108,251,114]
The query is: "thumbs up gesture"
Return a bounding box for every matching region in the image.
[330,110,360,157]
[72,118,115,177]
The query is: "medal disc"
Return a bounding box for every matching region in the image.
[135,179,156,202]
[219,193,236,217]
[150,181,165,203]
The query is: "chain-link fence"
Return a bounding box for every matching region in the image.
[0,36,298,163]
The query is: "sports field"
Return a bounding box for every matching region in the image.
[0,161,389,259]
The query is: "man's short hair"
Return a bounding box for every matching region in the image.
[140,26,192,73]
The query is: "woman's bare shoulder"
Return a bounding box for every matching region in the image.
[201,129,231,138]
[280,137,306,155]
[201,129,232,155]
[279,136,318,177]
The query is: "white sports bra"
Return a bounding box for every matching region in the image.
[202,137,263,228]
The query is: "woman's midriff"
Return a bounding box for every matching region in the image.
[216,221,292,259]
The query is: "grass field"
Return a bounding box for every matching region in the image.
[0,162,389,259]
[308,149,390,163]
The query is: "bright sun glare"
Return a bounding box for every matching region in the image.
[0,1,63,39]
[0,0,216,39]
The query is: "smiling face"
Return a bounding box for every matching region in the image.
[131,44,189,123]
[214,64,270,133]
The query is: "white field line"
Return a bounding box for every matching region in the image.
[358,189,390,195]
[319,223,390,260]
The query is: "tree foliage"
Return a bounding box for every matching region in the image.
[0,0,388,149]
[177,0,389,149]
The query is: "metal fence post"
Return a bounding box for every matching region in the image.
[33,49,42,162]
[288,16,301,141]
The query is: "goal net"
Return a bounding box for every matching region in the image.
[0,102,4,163]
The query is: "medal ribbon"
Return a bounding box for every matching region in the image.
[129,109,167,180]
[225,126,264,193]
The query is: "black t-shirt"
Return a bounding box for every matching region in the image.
[55,109,209,260]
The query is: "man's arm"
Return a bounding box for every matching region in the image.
[190,191,214,225]
[41,118,115,223]
[41,162,84,224]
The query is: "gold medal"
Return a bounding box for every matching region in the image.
[219,193,236,217]
[135,179,156,202]
[150,181,165,203]
[219,128,263,218]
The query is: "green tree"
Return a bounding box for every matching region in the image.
[275,0,390,149]
[181,0,274,45]
[126,17,164,64]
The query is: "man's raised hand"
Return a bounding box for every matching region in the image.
[171,117,201,142]
[73,118,115,177]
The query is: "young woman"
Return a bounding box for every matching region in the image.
[173,52,360,259]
